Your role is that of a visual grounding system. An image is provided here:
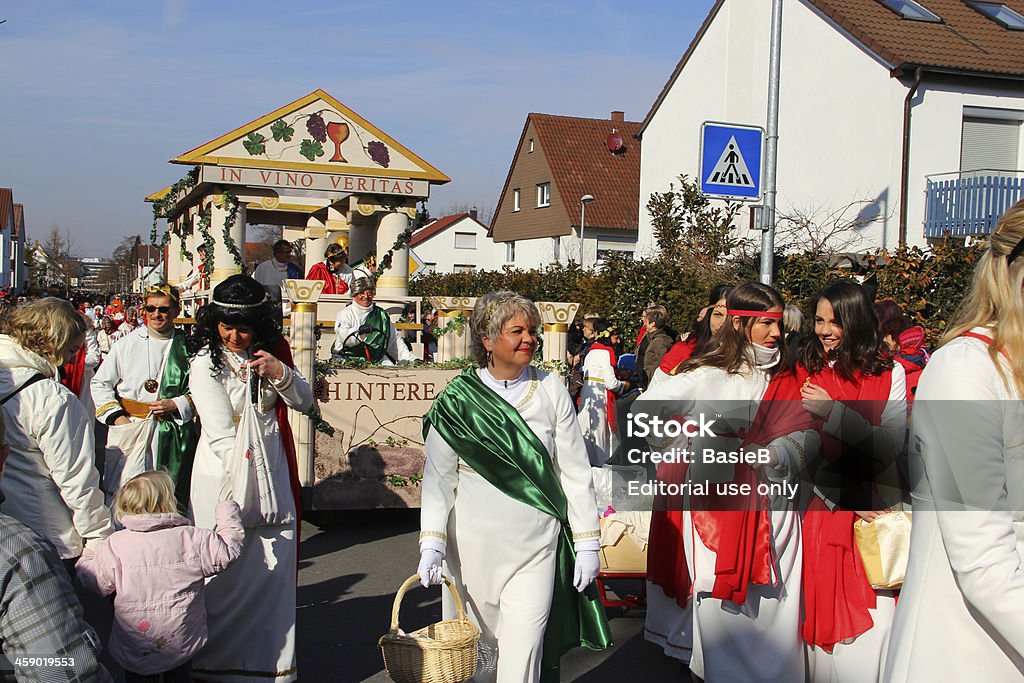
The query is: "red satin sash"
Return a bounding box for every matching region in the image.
[690,371,817,604]
[800,363,891,651]
[270,339,303,538]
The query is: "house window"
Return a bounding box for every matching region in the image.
[536,183,550,208]
[454,232,477,249]
[506,241,516,263]
[969,2,1024,29]
[551,237,561,261]
[454,264,475,273]
[528,139,535,153]
[960,115,1020,173]
[513,188,521,212]
[877,0,941,21]
[424,262,437,275]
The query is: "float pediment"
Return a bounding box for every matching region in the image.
[171,89,449,184]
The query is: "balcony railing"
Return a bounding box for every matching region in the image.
[924,170,1024,237]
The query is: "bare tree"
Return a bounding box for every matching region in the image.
[433,202,494,226]
[773,197,892,260]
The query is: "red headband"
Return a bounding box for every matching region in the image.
[728,309,783,319]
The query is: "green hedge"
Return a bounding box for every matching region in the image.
[410,237,983,346]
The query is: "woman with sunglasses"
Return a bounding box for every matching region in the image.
[796,280,906,682]
[884,201,1024,681]
[635,281,816,681]
[186,274,313,683]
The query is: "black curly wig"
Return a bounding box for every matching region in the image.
[186,274,283,373]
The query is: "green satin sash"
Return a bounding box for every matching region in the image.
[422,369,611,682]
[337,306,392,363]
[156,333,198,512]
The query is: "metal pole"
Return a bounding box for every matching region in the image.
[759,0,784,285]
[579,201,586,267]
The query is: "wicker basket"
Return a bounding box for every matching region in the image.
[379,575,480,683]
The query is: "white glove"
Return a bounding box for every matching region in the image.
[573,549,601,592]
[417,549,444,587]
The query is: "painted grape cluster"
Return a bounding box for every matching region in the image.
[306,112,328,143]
[366,140,390,168]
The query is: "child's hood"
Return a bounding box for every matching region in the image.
[119,512,191,532]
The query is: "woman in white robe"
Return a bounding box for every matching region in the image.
[883,201,1024,681]
[187,275,313,683]
[634,281,813,683]
[576,320,629,466]
[418,291,610,683]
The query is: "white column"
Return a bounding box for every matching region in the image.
[375,211,410,298]
[209,194,247,287]
[283,279,325,488]
[166,218,183,285]
[536,302,580,364]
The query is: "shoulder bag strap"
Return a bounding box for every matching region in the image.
[0,373,48,406]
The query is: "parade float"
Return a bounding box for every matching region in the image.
[147,90,580,510]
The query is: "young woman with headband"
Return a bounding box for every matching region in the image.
[636,281,815,681]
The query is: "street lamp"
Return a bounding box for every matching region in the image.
[579,194,595,267]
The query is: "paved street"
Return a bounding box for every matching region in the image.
[296,510,685,682]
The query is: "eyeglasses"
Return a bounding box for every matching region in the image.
[145,305,172,314]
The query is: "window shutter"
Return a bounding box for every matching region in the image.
[961,117,1020,172]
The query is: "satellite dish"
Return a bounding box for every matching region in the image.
[606,130,625,153]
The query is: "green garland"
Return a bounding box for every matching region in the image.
[196,205,215,282]
[373,226,413,279]
[218,189,246,274]
[151,166,200,246]
[431,311,468,338]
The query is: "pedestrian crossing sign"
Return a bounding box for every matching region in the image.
[700,122,764,201]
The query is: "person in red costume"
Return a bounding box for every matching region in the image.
[304,243,354,295]
[635,281,816,680]
[797,280,906,682]
[654,284,732,385]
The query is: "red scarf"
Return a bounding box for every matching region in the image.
[588,342,619,432]
[270,339,303,536]
[659,338,697,375]
[800,362,891,651]
[690,371,818,604]
[60,345,87,396]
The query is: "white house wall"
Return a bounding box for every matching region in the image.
[414,217,505,273]
[640,0,1024,256]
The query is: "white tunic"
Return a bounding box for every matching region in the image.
[576,346,623,466]
[634,354,812,682]
[883,330,1024,682]
[188,347,313,683]
[332,302,416,364]
[420,368,601,683]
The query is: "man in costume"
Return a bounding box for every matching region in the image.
[332,278,416,365]
[252,239,302,306]
[91,283,197,509]
[176,243,209,293]
[305,242,353,295]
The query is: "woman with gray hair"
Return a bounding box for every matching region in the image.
[418,290,611,682]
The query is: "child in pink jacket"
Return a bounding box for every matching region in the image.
[77,471,244,682]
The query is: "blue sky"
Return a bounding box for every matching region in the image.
[0,0,716,256]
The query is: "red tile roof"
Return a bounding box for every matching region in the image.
[534,113,642,231]
[0,189,12,229]
[411,213,470,247]
[12,203,23,238]
[643,0,1024,132]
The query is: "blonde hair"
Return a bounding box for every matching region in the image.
[941,199,1024,397]
[114,471,177,520]
[3,299,87,365]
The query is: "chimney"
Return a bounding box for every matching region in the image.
[470,209,478,220]
[611,111,624,122]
